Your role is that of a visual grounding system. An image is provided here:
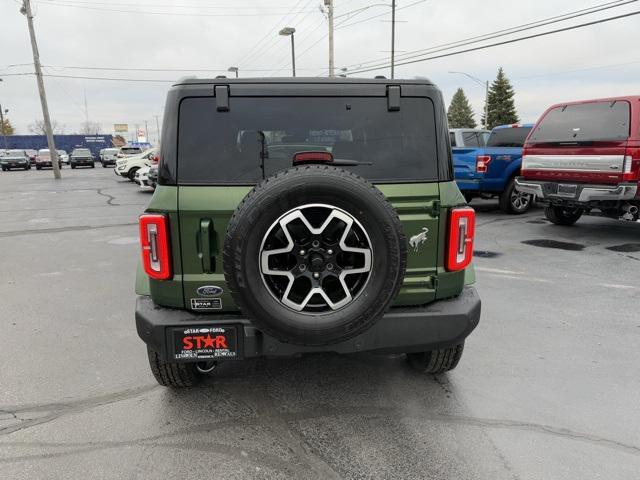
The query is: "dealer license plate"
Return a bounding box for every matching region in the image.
[172,325,239,361]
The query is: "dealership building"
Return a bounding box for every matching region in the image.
[1,134,115,157]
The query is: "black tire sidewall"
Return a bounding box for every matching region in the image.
[224,166,406,346]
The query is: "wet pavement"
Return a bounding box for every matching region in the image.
[1,168,639,479]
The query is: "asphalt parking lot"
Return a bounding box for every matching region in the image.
[1,168,639,479]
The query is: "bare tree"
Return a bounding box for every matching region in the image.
[29,119,65,135]
[80,121,102,134]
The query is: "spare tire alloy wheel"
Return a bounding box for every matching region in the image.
[260,204,372,313]
[224,166,407,346]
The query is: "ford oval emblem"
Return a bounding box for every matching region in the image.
[197,285,223,297]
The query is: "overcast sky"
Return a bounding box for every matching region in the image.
[1,0,639,143]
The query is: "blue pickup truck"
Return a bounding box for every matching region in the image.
[453,124,534,214]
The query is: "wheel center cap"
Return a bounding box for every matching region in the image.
[309,253,325,272]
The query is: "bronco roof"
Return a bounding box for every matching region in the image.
[173,76,435,86]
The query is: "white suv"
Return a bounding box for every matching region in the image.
[115,148,158,181]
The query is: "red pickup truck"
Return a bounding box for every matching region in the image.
[516,96,639,225]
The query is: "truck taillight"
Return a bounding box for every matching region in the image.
[476,155,491,173]
[139,214,171,280]
[446,207,475,272]
[622,148,640,182]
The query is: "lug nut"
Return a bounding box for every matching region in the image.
[312,240,320,248]
[327,249,333,255]
[299,264,306,271]
[313,272,320,279]
[299,249,306,256]
[327,263,333,270]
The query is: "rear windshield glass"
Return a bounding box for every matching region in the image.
[178,96,439,184]
[461,131,486,147]
[6,150,25,156]
[74,149,91,154]
[529,101,630,143]
[121,148,142,154]
[486,127,532,147]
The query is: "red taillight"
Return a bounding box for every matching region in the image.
[139,214,171,280]
[622,147,640,182]
[476,155,491,173]
[446,207,475,272]
[292,151,333,165]
[150,154,159,165]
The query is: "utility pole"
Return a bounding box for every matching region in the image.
[0,104,8,149]
[144,120,149,144]
[391,0,396,79]
[21,0,61,179]
[153,115,161,145]
[325,0,334,77]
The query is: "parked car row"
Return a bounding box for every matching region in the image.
[113,147,159,190]
[0,145,147,172]
[451,95,639,227]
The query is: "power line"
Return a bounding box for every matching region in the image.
[237,0,314,68]
[336,0,425,29]
[36,0,305,9]
[345,9,640,75]
[36,0,316,17]
[339,0,636,71]
[274,0,426,76]
[40,65,322,73]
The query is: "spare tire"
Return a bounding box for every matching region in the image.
[223,165,406,346]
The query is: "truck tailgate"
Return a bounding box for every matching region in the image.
[522,143,627,185]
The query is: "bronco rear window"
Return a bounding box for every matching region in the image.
[529,101,630,143]
[177,96,439,184]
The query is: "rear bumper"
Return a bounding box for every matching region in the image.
[136,287,481,362]
[515,178,638,203]
[1,162,29,168]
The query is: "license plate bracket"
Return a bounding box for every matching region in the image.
[557,184,578,197]
[171,325,240,361]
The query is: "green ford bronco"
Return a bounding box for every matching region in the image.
[135,77,481,388]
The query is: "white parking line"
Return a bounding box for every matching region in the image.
[475,267,524,275]
[599,283,637,290]
[482,273,552,283]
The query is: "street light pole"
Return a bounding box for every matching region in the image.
[227,66,239,78]
[21,0,61,179]
[153,115,161,144]
[290,33,296,77]
[279,27,296,77]
[449,71,489,128]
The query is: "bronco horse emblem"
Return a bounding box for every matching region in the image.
[409,227,429,252]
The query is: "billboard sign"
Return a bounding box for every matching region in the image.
[114,123,128,133]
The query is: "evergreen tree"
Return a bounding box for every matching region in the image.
[447,88,477,128]
[484,67,519,129]
[0,118,14,135]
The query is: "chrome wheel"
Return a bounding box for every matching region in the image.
[510,189,532,212]
[259,204,373,314]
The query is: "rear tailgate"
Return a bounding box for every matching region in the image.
[453,147,483,183]
[523,100,631,184]
[175,89,446,312]
[522,143,627,185]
